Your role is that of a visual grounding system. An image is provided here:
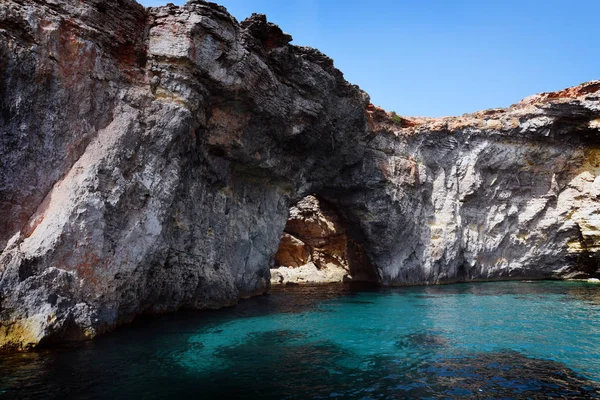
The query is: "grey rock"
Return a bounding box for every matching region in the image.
[0,0,599,350]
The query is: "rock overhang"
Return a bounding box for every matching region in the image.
[0,0,599,350]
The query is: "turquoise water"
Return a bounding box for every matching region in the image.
[1,281,599,399]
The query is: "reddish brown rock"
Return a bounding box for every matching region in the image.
[273,233,310,268]
[280,195,350,272]
[271,195,352,284]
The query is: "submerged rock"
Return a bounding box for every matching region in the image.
[0,0,599,349]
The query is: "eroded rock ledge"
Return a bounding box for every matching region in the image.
[1,0,599,350]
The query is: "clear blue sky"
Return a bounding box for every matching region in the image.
[139,0,599,117]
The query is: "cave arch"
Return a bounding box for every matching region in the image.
[270,194,379,285]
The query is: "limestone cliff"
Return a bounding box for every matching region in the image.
[0,0,599,350]
[352,83,600,285]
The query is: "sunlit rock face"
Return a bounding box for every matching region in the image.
[271,195,353,285]
[337,91,600,285]
[1,0,600,349]
[0,0,369,350]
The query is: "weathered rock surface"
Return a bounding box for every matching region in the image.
[347,83,600,285]
[0,0,368,350]
[1,0,599,350]
[273,232,311,269]
[271,195,351,285]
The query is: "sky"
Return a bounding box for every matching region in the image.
[139,0,600,117]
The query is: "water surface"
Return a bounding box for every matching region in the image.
[1,281,599,399]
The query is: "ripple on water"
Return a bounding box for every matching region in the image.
[0,281,599,399]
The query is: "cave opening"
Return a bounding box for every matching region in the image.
[270,194,378,285]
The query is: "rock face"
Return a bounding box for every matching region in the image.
[0,0,599,350]
[351,89,600,285]
[271,195,352,285]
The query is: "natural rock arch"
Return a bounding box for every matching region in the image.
[0,0,599,351]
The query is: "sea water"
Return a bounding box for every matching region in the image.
[0,281,599,399]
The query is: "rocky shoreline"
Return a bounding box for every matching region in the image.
[1,0,599,350]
